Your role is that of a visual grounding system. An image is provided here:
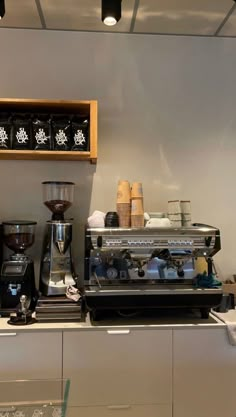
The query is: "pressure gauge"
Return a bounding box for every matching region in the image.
[106,267,118,279]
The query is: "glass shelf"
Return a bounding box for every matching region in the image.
[0,379,70,417]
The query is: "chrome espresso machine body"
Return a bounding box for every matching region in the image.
[84,224,222,319]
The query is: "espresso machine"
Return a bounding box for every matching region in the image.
[39,181,76,296]
[0,220,37,316]
[84,224,222,319]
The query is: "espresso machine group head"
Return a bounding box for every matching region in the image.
[39,181,76,296]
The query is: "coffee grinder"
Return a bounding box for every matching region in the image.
[0,220,37,315]
[39,181,76,296]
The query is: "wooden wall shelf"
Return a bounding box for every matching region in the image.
[0,98,98,164]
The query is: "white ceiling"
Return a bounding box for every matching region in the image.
[0,0,236,37]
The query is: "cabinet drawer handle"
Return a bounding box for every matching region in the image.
[107,330,130,335]
[0,333,17,337]
[107,405,131,410]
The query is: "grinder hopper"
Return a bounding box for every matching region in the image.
[42,181,74,221]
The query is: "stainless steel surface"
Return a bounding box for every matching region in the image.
[86,287,222,296]
[84,224,222,318]
[40,221,75,296]
[85,224,221,282]
[52,222,72,255]
[86,225,220,284]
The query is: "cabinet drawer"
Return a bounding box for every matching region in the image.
[0,331,62,380]
[63,329,172,406]
[173,328,236,417]
[67,404,172,417]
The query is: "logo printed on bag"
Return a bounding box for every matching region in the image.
[16,127,29,144]
[55,130,68,146]
[0,127,8,145]
[35,128,48,145]
[74,129,86,146]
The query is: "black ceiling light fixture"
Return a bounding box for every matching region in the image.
[102,0,122,26]
[0,0,5,19]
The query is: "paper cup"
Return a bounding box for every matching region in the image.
[180,200,191,214]
[131,198,144,216]
[181,213,191,227]
[131,182,143,199]
[168,213,182,227]
[168,200,181,215]
[117,180,131,204]
[180,200,191,226]
[117,202,131,227]
[131,214,144,228]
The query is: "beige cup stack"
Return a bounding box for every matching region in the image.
[116,180,131,227]
[131,182,144,227]
[168,199,191,227]
[116,180,144,228]
[168,200,182,227]
[180,200,191,227]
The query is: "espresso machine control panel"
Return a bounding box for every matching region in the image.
[89,226,219,254]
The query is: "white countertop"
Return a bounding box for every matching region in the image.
[0,311,226,332]
[211,308,236,323]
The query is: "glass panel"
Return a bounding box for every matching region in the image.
[0,379,70,417]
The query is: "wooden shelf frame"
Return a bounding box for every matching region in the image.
[0,98,98,163]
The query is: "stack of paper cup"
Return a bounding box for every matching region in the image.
[168,200,182,227]
[131,182,144,227]
[116,180,131,227]
[131,182,143,199]
[180,200,191,227]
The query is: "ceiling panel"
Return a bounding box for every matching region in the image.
[218,6,236,36]
[134,0,234,35]
[0,0,42,28]
[0,0,234,37]
[41,0,135,32]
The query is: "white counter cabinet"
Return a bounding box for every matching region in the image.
[0,331,62,380]
[63,329,172,408]
[173,328,236,417]
[0,316,232,417]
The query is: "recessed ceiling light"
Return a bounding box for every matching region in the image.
[0,0,5,19]
[102,0,122,26]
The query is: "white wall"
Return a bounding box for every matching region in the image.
[0,28,235,282]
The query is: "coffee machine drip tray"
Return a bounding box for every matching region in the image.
[85,284,222,318]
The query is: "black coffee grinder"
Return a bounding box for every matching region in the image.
[0,220,37,316]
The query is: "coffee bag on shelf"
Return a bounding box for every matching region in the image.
[52,115,71,151]
[12,114,31,150]
[71,116,89,151]
[32,114,52,150]
[0,113,12,149]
